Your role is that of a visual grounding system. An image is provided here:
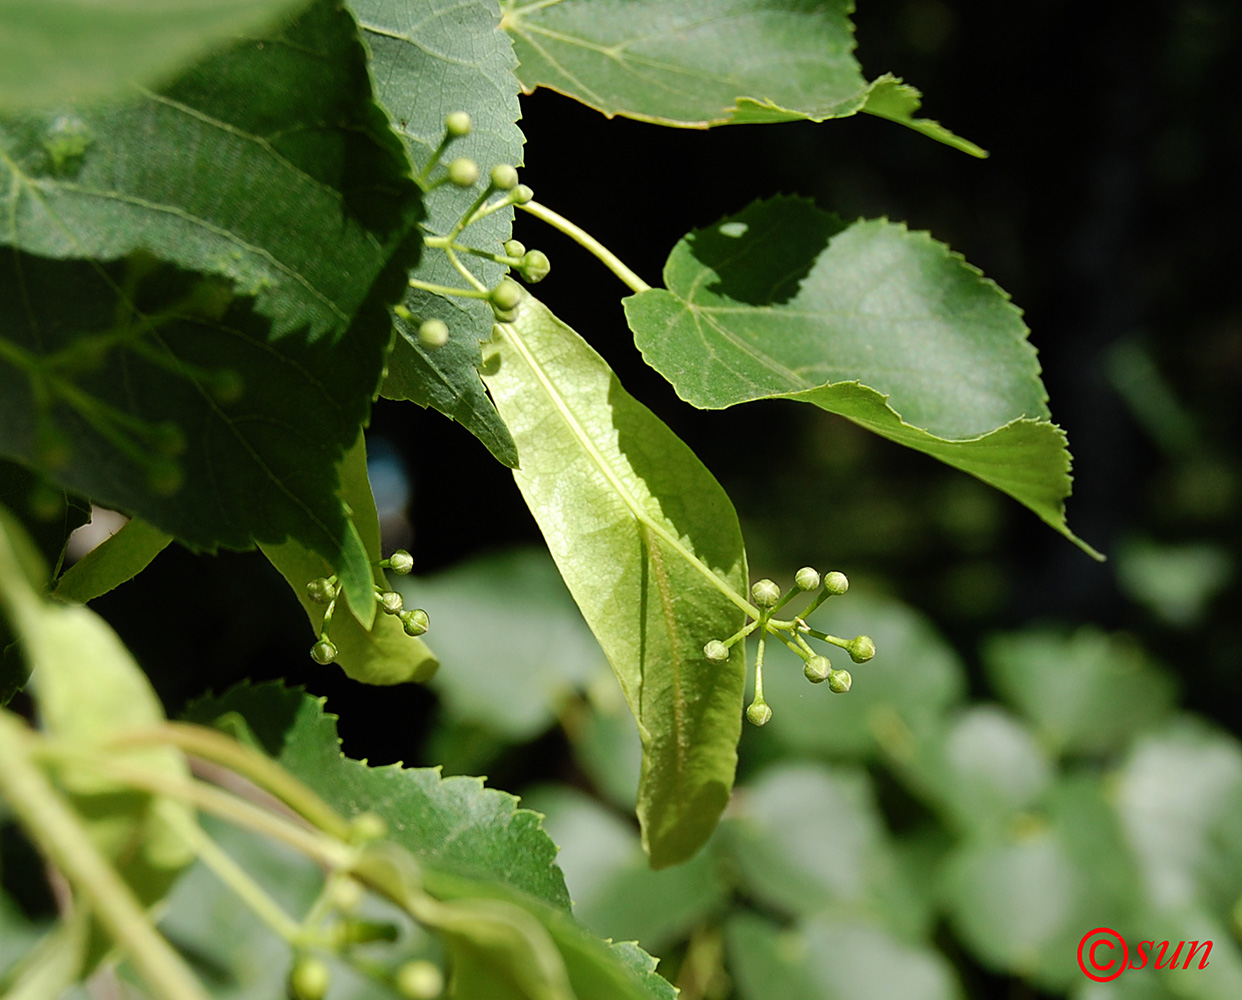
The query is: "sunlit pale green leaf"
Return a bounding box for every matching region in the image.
[0,0,311,112]
[52,518,172,605]
[499,0,981,153]
[357,0,522,466]
[480,296,749,868]
[624,197,1099,558]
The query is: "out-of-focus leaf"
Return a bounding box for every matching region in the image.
[52,518,172,605]
[0,0,310,112]
[480,296,749,868]
[358,0,522,466]
[570,672,643,810]
[1115,538,1234,628]
[498,0,982,154]
[983,627,1176,756]
[624,198,1099,558]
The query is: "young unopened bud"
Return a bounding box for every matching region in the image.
[328,877,364,913]
[503,239,526,258]
[310,637,338,665]
[490,277,525,312]
[703,639,730,662]
[394,960,445,1000]
[513,183,534,204]
[848,635,876,663]
[490,163,519,191]
[350,812,388,842]
[828,669,852,693]
[146,460,184,497]
[447,157,479,187]
[418,318,450,349]
[519,249,551,283]
[795,566,820,591]
[378,591,404,615]
[751,578,781,608]
[388,550,414,575]
[803,655,832,684]
[307,578,336,605]
[822,571,849,595]
[150,422,187,458]
[444,111,472,137]
[746,701,773,726]
[400,608,430,636]
[288,956,330,1000]
[209,368,245,405]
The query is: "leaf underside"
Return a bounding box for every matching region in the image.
[499,0,984,154]
[624,196,1100,558]
[481,296,749,867]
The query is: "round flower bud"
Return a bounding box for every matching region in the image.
[151,422,187,458]
[703,639,730,662]
[490,163,519,191]
[350,812,388,842]
[310,637,338,665]
[288,956,330,1000]
[209,368,245,405]
[519,249,551,283]
[491,306,518,323]
[503,239,526,258]
[822,571,849,596]
[490,278,525,312]
[746,701,773,726]
[447,157,479,187]
[306,577,336,605]
[444,111,472,137]
[794,566,820,591]
[751,578,781,608]
[34,426,72,469]
[803,655,832,684]
[394,960,445,1000]
[828,669,852,694]
[848,635,876,663]
[418,318,450,349]
[147,460,184,497]
[328,877,364,913]
[388,550,414,575]
[378,591,404,615]
[401,608,430,636]
[513,184,534,204]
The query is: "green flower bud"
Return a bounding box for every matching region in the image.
[746,701,773,726]
[803,654,832,684]
[288,956,330,1000]
[703,639,730,662]
[444,111,472,137]
[394,960,445,1000]
[447,157,479,187]
[146,459,184,497]
[503,239,526,258]
[388,550,414,575]
[209,368,245,405]
[848,635,876,663]
[35,424,72,470]
[822,571,849,595]
[828,668,852,693]
[310,636,338,665]
[151,422,187,458]
[519,249,551,283]
[350,811,387,842]
[393,303,415,323]
[328,876,364,913]
[751,578,781,608]
[513,184,534,204]
[418,318,450,349]
[490,163,519,190]
[400,608,430,636]
[27,482,63,522]
[795,566,820,591]
[490,277,525,312]
[378,591,404,615]
[491,306,518,323]
[306,577,336,605]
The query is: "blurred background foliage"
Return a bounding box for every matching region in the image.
[3,0,1240,997]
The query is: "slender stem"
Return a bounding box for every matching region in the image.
[0,715,210,1000]
[753,635,768,703]
[517,200,652,294]
[445,247,488,293]
[407,277,489,300]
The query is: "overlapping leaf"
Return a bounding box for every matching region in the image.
[499,0,982,154]
[355,0,523,466]
[480,296,749,867]
[624,197,1100,557]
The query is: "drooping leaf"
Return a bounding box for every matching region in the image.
[0,0,311,112]
[354,0,522,466]
[52,518,172,605]
[498,0,982,154]
[260,434,438,683]
[624,197,1100,558]
[480,296,749,868]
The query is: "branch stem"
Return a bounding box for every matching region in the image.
[517,201,651,294]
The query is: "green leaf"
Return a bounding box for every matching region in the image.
[261,433,438,682]
[499,0,981,153]
[624,197,1100,558]
[983,627,1176,756]
[480,296,750,868]
[0,0,312,113]
[52,518,172,605]
[356,0,522,466]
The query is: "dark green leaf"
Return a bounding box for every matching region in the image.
[499,0,981,153]
[0,0,311,112]
[52,518,172,605]
[624,197,1100,558]
[480,296,750,868]
[357,0,522,466]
